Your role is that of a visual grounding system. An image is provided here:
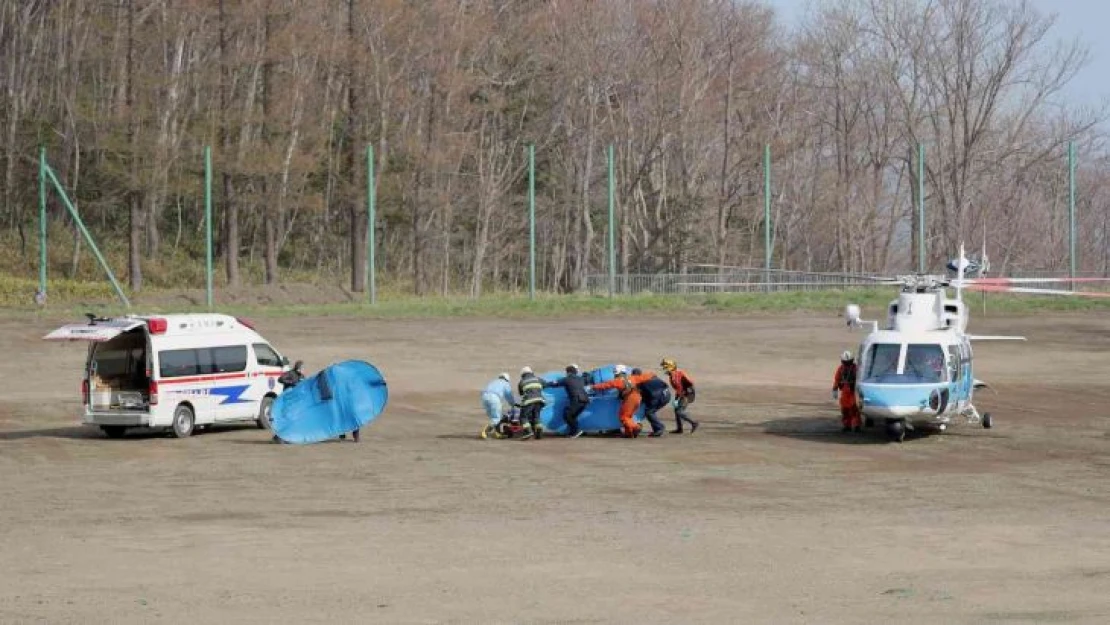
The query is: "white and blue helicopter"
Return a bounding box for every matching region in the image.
[841,243,1109,442]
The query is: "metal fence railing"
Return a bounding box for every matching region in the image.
[585,268,883,295]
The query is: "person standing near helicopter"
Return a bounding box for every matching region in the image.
[833,351,861,432]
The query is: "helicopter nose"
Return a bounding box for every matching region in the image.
[858,384,933,418]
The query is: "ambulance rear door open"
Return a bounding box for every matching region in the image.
[44,318,152,413]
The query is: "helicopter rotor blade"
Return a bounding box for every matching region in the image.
[956,277,1110,286]
[964,284,1110,298]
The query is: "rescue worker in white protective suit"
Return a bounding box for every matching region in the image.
[479,372,516,439]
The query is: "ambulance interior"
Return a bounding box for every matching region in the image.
[88,328,150,409]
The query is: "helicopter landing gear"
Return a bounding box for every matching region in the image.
[962,404,992,430]
[886,419,906,443]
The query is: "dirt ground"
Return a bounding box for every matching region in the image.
[1,310,1109,624]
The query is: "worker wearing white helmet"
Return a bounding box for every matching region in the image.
[833,351,861,432]
[585,364,645,438]
[479,372,515,439]
[517,366,547,439]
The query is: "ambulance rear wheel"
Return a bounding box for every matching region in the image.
[101,426,126,439]
[864,417,875,428]
[257,396,274,430]
[172,405,195,438]
[982,413,993,429]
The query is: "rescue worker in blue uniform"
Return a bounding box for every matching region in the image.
[517,366,547,440]
[632,367,670,437]
[543,363,588,438]
[480,372,515,439]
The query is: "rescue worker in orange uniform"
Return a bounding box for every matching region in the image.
[661,358,699,434]
[833,350,861,432]
[586,364,644,438]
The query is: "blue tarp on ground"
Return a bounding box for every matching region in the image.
[537,364,646,434]
[271,360,388,444]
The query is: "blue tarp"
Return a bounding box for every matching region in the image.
[537,364,646,434]
[271,360,388,444]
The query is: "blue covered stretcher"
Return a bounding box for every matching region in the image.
[271,360,389,444]
[536,364,647,434]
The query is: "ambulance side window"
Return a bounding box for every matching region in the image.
[211,346,247,373]
[196,348,217,374]
[253,343,282,367]
[160,349,199,378]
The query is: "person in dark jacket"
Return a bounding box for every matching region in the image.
[517,366,547,440]
[543,363,588,438]
[277,360,305,389]
[632,368,670,437]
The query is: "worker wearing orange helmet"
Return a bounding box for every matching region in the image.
[833,350,861,432]
[585,364,644,438]
[661,358,699,434]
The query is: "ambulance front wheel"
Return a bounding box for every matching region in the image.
[982,413,992,429]
[257,396,274,430]
[172,404,195,438]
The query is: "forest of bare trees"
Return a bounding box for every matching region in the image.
[2,0,1107,296]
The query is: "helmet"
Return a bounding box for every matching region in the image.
[660,358,676,371]
[841,351,853,362]
[614,364,628,375]
[631,368,643,375]
[566,363,579,374]
[498,372,510,383]
[520,366,533,376]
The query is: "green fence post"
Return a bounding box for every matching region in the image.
[43,165,130,308]
[1068,141,1076,287]
[529,143,536,301]
[608,144,616,297]
[763,143,771,287]
[367,144,376,305]
[39,146,47,297]
[918,142,925,274]
[205,145,213,309]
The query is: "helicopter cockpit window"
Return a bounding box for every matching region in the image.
[865,344,902,381]
[905,344,946,383]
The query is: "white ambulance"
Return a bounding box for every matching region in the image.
[44,313,291,439]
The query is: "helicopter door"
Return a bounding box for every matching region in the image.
[947,345,965,410]
[958,339,973,400]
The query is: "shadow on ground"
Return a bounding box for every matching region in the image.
[760,416,941,445]
[0,423,260,442]
[0,425,103,441]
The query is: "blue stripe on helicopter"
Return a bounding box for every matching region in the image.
[858,383,952,409]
